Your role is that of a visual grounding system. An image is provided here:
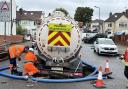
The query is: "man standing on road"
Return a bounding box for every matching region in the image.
[8,44,29,75]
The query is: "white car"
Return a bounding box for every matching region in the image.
[94,38,118,55]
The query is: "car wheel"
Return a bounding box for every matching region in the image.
[94,49,96,52]
[97,48,100,55]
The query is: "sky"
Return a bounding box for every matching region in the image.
[15,0,128,20]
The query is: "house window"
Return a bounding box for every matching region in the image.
[119,22,127,28]
[108,23,112,27]
[125,24,127,27]
[24,13,27,15]
[31,13,34,15]
[22,21,27,25]
[92,25,97,28]
[34,21,36,25]
[92,25,99,28]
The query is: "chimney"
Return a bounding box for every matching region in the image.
[19,8,23,15]
[109,12,112,17]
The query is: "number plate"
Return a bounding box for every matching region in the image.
[51,67,63,71]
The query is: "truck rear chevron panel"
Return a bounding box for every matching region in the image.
[48,31,71,46]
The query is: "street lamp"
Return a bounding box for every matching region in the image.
[94,6,101,32]
[94,6,100,20]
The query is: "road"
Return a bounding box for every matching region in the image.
[0,42,128,89]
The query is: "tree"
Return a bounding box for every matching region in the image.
[16,25,27,35]
[74,7,93,25]
[54,8,69,16]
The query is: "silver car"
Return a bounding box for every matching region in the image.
[94,38,118,55]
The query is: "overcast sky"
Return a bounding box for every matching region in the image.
[16,0,128,20]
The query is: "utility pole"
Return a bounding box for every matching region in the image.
[4,22,6,41]
[10,0,12,35]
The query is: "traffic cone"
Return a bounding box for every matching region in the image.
[104,60,110,74]
[103,60,113,79]
[93,66,105,88]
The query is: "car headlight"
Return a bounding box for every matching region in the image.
[114,47,118,50]
[100,47,105,49]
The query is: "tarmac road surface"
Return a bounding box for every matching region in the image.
[0,42,128,89]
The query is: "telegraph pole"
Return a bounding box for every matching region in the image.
[4,22,6,41]
[10,0,12,35]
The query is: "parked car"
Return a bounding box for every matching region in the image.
[94,38,118,55]
[81,28,97,39]
[83,33,107,44]
[114,31,125,36]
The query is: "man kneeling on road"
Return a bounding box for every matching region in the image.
[23,48,45,77]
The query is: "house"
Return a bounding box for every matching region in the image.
[90,19,104,33]
[16,9,44,40]
[104,10,128,35]
[0,0,16,35]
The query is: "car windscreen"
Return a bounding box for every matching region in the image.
[99,39,115,45]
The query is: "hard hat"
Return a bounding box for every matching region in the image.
[29,48,34,52]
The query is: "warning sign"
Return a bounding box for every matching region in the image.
[48,31,71,46]
[0,1,10,22]
[1,1,9,10]
[48,23,72,32]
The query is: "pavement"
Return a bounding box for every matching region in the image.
[0,41,128,89]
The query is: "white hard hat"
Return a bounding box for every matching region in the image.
[29,48,34,52]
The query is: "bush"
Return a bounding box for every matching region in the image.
[16,25,27,35]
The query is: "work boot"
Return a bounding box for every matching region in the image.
[17,71,23,76]
[11,70,18,75]
[11,70,15,75]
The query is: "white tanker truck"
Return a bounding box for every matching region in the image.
[35,11,91,78]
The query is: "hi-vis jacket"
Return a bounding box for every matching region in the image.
[24,51,39,75]
[8,45,25,59]
[122,60,128,66]
[24,52,37,62]
[23,62,39,75]
[122,48,128,66]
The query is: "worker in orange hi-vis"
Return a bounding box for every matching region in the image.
[120,48,128,88]
[8,44,29,75]
[23,48,43,77]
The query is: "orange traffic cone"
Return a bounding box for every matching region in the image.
[103,60,113,79]
[93,66,105,88]
[104,60,110,73]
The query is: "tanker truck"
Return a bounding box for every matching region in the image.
[34,11,93,78]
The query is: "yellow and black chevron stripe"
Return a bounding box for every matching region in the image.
[48,31,71,46]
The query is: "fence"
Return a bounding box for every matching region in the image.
[0,35,24,45]
[112,35,128,46]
